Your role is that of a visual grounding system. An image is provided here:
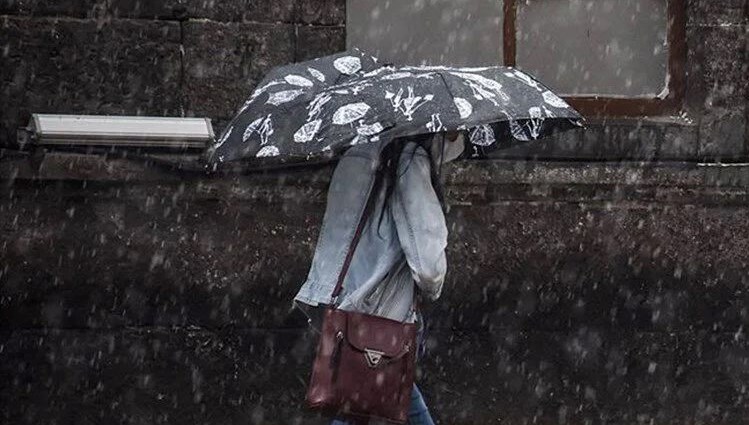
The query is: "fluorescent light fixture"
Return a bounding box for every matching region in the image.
[17,114,214,149]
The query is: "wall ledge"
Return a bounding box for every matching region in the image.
[4,150,749,198]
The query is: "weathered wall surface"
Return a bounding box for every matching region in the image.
[685,0,749,160]
[0,0,345,145]
[1,1,746,160]
[2,154,749,424]
[1,1,749,424]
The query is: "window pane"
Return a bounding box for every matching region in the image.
[347,0,503,67]
[516,0,669,97]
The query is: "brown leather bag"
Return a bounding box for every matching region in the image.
[305,165,418,424]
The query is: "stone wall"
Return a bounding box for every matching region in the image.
[685,0,748,160]
[1,1,749,424]
[2,155,749,423]
[1,1,746,161]
[0,0,345,145]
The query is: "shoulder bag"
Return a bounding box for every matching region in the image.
[305,163,418,424]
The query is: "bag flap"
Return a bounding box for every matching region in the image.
[345,311,416,358]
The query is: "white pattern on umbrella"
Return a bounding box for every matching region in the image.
[307,93,332,120]
[334,56,362,75]
[214,125,234,149]
[527,107,544,139]
[307,67,326,82]
[426,114,444,132]
[267,89,304,106]
[504,69,541,90]
[542,91,569,108]
[243,114,274,145]
[356,122,384,136]
[256,145,280,157]
[381,72,414,81]
[402,65,491,72]
[469,125,496,146]
[285,74,314,87]
[509,119,530,142]
[332,102,371,125]
[334,80,374,95]
[381,71,436,81]
[402,65,453,71]
[350,82,373,95]
[360,67,394,79]
[450,72,510,106]
[240,80,283,112]
[385,87,434,121]
[453,97,473,119]
[253,80,284,95]
[293,119,323,143]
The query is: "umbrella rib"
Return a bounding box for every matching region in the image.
[435,71,457,127]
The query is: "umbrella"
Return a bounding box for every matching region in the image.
[206,49,584,164]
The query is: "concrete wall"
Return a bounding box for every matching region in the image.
[1,1,746,161]
[2,154,749,423]
[0,0,346,144]
[1,1,749,424]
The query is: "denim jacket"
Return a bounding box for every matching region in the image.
[293,134,464,324]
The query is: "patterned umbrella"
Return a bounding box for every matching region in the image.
[206,49,584,164]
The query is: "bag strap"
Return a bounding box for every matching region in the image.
[329,162,386,306]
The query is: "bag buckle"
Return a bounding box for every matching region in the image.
[364,349,385,368]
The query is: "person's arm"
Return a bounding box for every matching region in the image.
[391,144,448,300]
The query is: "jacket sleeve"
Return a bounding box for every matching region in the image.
[391,144,448,300]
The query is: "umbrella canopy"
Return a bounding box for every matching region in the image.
[206,49,584,164]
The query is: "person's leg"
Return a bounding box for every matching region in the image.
[329,385,434,425]
[330,417,368,425]
[408,384,435,425]
[330,419,355,425]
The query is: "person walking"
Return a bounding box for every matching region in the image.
[293,131,465,424]
[207,47,582,424]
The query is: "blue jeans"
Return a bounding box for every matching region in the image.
[330,384,435,425]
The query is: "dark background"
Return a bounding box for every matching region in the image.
[1,1,749,424]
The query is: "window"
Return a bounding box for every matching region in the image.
[347,0,504,67]
[504,0,686,116]
[347,0,687,117]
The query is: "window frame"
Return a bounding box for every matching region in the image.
[503,0,687,117]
